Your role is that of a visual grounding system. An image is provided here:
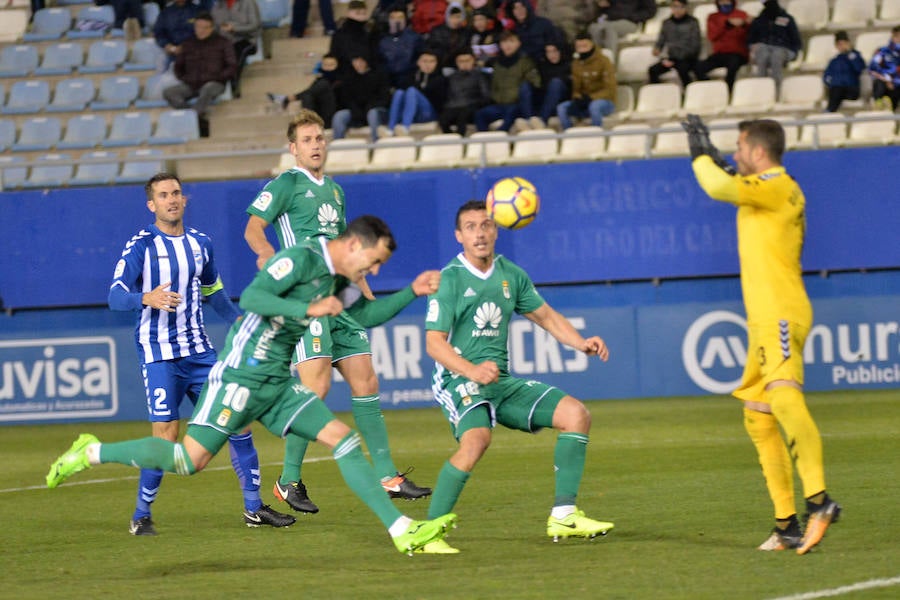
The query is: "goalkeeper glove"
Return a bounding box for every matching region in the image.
[680,113,735,174]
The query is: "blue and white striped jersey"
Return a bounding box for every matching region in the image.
[109,224,225,364]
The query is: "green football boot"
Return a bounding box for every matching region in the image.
[414,539,461,554]
[46,433,99,489]
[547,508,614,542]
[393,513,458,556]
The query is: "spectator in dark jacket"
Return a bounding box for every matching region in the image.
[747,0,801,92]
[469,7,501,68]
[330,0,381,78]
[823,31,865,112]
[332,54,392,140]
[695,0,750,92]
[506,0,561,62]
[153,0,202,71]
[474,30,541,132]
[386,50,447,135]
[533,41,570,127]
[439,50,491,134]
[427,2,472,69]
[588,0,657,56]
[868,26,900,111]
[648,0,700,86]
[378,7,425,88]
[267,54,342,124]
[163,13,236,137]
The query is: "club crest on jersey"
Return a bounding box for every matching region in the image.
[216,408,232,426]
[253,191,273,211]
[267,257,294,280]
[312,337,321,353]
[502,281,510,299]
[333,189,342,206]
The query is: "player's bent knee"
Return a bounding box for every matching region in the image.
[553,397,591,433]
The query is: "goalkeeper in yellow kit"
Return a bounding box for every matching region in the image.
[681,115,840,555]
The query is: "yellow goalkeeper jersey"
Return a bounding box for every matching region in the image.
[692,155,812,325]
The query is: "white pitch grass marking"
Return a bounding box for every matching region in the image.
[768,576,900,600]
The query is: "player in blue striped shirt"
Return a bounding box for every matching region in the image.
[108,172,294,534]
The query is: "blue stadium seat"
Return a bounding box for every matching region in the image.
[47,77,96,112]
[35,42,84,76]
[12,116,62,151]
[149,109,199,145]
[90,75,139,110]
[102,111,152,147]
[257,0,289,27]
[23,7,72,42]
[134,72,173,108]
[22,153,74,188]
[124,38,162,72]
[115,148,163,183]
[58,114,107,149]
[0,45,39,78]
[1,80,51,114]
[0,118,14,151]
[72,150,120,185]
[67,5,115,39]
[0,156,28,190]
[142,2,161,33]
[79,39,128,74]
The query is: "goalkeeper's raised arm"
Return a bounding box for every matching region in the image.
[681,113,741,203]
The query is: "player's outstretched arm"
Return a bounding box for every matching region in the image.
[524,304,609,361]
[344,270,441,327]
[426,330,499,385]
[681,113,735,174]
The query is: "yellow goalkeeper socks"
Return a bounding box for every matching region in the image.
[768,385,826,500]
[743,407,795,519]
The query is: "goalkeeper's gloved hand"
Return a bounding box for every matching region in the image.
[680,113,736,174]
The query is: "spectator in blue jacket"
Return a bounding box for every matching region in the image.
[747,0,801,92]
[869,26,900,112]
[377,6,424,88]
[154,0,202,71]
[822,31,865,113]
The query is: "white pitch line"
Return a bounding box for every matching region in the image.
[767,576,900,600]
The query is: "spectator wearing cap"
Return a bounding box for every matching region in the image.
[557,33,616,129]
[822,31,865,113]
[330,0,381,78]
[694,0,750,92]
[377,6,424,88]
[474,30,541,132]
[210,0,261,98]
[426,2,473,69]
[331,54,393,140]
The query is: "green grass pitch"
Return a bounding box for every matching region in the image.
[2,390,898,599]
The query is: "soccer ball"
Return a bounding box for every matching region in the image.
[486,177,540,230]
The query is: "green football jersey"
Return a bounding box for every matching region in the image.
[219,238,349,381]
[425,253,544,380]
[246,167,347,248]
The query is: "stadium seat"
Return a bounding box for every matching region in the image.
[12,116,62,151]
[124,38,163,72]
[257,0,289,28]
[631,83,682,121]
[605,124,651,159]
[798,34,835,73]
[325,139,370,173]
[692,3,719,36]
[507,129,558,164]
[58,114,107,149]
[115,148,164,183]
[102,111,153,147]
[142,1,161,32]
[149,108,199,144]
[613,85,634,120]
[679,80,729,117]
[0,44,39,78]
[0,9,29,44]
[47,77,96,112]
[723,77,776,114]
[773,74,824,112]
[135,72,175,108]
[771,115,801,149]
[1,80,51,114]
[797,113,847,148]
[737,1,763,18]
[90,75,140,110]
[651,121,690,157]
[855,31,889,64]
[23,7,72,42]
[72,150,119,185]
[414,133,463,169]
[79,40,128,74]
[785,0,829,30]
[67,5,115,39]
[843,111,898,147]
[553,126,607,162]
[630,7,670,42]
[706,118,740,153]
[22,152,74,188]
[0,118,14,151]
[616,46,657,83]
[362,136,417,172]
[35,42,84,76]
[827,0,876,30]
[0,155,27,189]
[461,131,511,166]
[875,0,900,27]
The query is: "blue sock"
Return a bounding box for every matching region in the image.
[228,432,262,513]
[133,468,163,521]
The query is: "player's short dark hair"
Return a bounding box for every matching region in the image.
[144,172,181,201]
[738,119,786,164]
[343,215,397,252]
[287,109,326,142]
[456,200,487,229]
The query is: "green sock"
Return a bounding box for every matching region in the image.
[554,432,589,507]
[99,437,196,475]
[333,431,402,529]
[427,461,470,519]
[280,433,309,484]
[352,395,397,479]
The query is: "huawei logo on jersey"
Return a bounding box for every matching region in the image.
[317,204,340,228]
[472,302,502,337]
